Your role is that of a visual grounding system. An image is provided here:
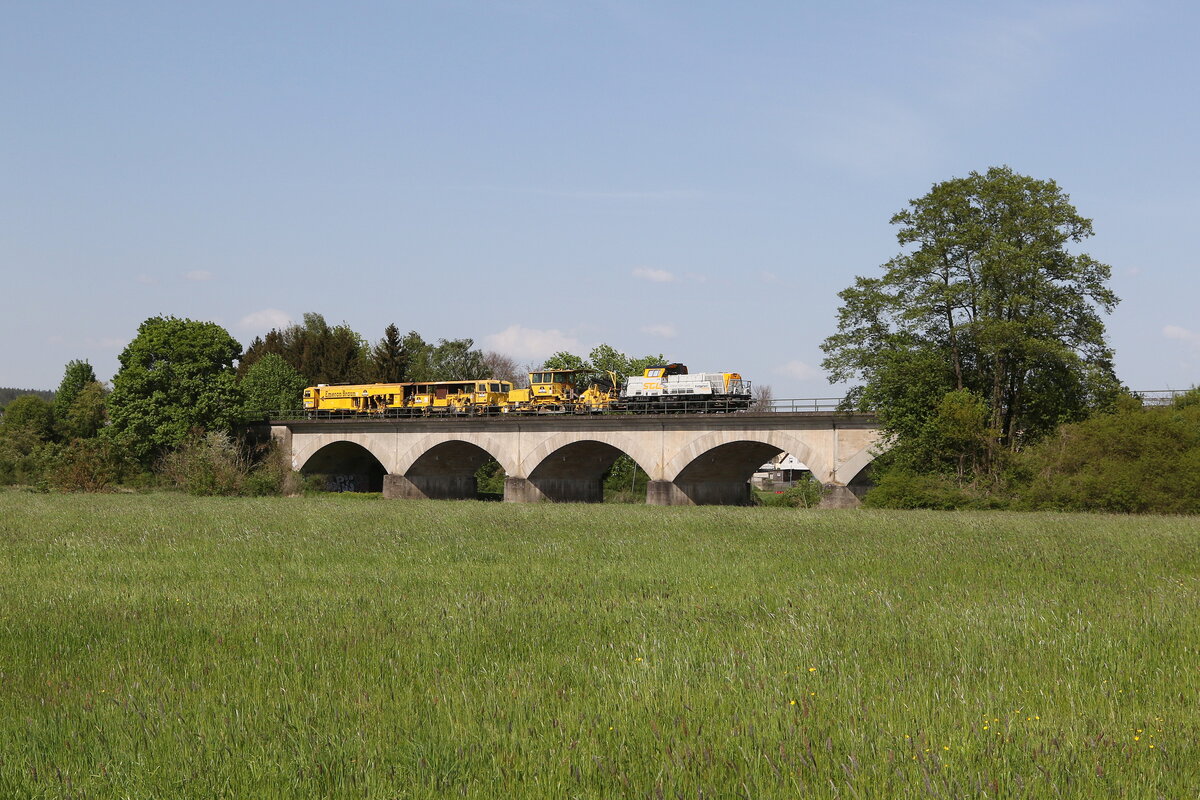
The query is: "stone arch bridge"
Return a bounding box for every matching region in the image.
[270,412,882,506]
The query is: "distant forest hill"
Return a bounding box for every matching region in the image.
[0,388,55,407]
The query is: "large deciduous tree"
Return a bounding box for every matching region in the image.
[240,353,308,414]
[0,394,56,485]
[53,360,97,419]
[428,338,491,381]
[57,382,107,441]
[53,360,106,440]
[396,332,490,382]
[240,313,370,385]
[0,395,54,440]
[106,316,245,465]
[821,166,1121,477]
[482,351,522,384]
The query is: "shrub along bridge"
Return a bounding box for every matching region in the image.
[270,410,882,507]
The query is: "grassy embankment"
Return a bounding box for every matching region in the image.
[2,493,1197,798]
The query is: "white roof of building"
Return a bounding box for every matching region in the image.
[757,453,808,471]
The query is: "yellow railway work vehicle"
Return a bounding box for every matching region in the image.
[300,364,751,417]
[405,380,514,415]
[303,380,514,416]
[505,369,619,413]
[303,383,408,415]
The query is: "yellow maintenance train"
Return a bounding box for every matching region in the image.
[302,364,751,416]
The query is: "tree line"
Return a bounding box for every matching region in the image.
[0,313,670,496]
[0,314,512,490]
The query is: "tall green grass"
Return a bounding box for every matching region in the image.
[2,493,1197,798]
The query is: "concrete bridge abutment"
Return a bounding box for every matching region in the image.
[504,477,604,503]
[384,474,478,500]
[646,479,756,506]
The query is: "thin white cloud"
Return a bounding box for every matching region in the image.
[136,273,159,286]
[1164,325,1200,348]
[484,325,582,360]
[84,336,128,351]
[774,360,822,380]
[185,270,214,282]
[469,184,707,201]
[534,188,706,201]
[641,324,677,338]
[632,267,676,283]
[238,309,292,333]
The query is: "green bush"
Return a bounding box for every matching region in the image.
[603,455,650,502]
[0,432,56,488]
[50,438,131,492]
[157,431,298,497]
[1014,401,1200,513]
[758,478,825,508]
[862,472,969,509]
[474,458,507,497]
[1172,386,1200,409]
[862,471,1010,510]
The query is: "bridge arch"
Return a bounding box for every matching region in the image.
[514,440,632,503]
[297,440,387,493]
[662,430,823,484]
[394,432,519,476]
[835,441,880,488]
[386,435,515,501]
[293,434,393,475]
[518,430,658,480]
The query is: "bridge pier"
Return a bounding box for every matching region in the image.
[819,483,862,509]
[646,480,754,506]
[504,477,604,503]
[383,474,477,500]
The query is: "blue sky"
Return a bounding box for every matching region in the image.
[3,1,1198,396]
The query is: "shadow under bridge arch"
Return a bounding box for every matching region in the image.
[300,440,387,493]
[506,439,643,503]
[654,440,789,506]
[385,439,501,500]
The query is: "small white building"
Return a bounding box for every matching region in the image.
[752,453,813,489]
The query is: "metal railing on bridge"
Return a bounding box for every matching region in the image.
[1135,389,1193,406]
[765,398,846,413]
[255,389,1192,423]
[258,398,852,423]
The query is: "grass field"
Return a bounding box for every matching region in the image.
[2,493,1198,798]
